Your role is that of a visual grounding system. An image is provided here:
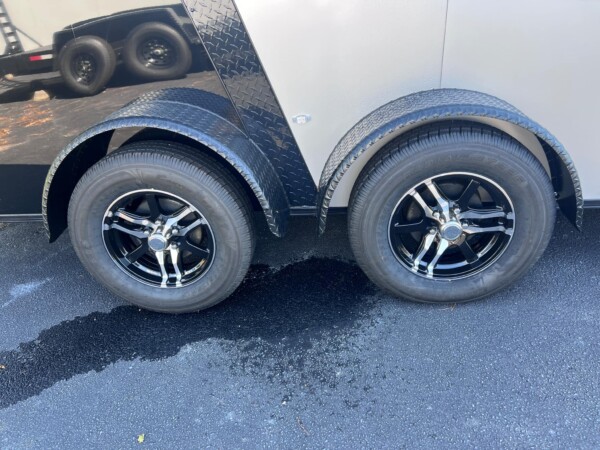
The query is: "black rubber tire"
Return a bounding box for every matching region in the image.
[68,141,255,313]
[58,36,116,96]
[122,22,192,81]
[348,123,557,304]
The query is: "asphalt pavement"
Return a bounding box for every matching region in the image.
[1,211,599,448]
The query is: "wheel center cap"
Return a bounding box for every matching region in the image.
[148,234,168,252]
[440,221,463,241]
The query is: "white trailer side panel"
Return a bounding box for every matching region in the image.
[442,0,600,199]
[235,0,448,200]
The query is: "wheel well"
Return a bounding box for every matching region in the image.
[318,88,582,234]
[333,118,557,207]
[45,127,263,242]
[120,129,262,211]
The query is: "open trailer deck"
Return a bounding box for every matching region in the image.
[0,0,598,313]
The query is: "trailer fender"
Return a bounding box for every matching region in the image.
[317,88,582,233]
[43,88,290,241]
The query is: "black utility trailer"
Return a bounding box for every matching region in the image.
[0,1,202,96]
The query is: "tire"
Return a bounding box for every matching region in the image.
[68,141,255,313]
[58,36,116,96]
[122,22,192,81]
[348,122,556,304]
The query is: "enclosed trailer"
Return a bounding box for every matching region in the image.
[0,0,598,313]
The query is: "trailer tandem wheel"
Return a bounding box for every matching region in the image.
[58,35,116,96]
[122,22,192,81]
[347,123,557,304]
[67,141,255,313]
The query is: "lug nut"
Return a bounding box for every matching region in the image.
[453,208,461,215]
[433,212,440,218]
[429,228,437,234]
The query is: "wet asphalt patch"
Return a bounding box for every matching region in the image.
[2,214,600,447]
[0,258,376,409]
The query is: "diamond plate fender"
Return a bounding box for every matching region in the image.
[181,0,318,207]
[43,88,290,240]
[317,88,583,234]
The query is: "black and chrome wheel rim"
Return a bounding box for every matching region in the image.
[138,38,175,68]
[102,189,215,288]
[388,172,515,280]
[71,53,97,85]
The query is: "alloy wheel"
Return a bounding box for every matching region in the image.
[388,172,515,279]
[102,189,215,288]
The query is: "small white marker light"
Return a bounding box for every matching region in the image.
[292,114,311,124]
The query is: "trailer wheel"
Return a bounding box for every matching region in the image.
[348,124,556,304]
[68,141,255,313]
[123,22,192,81]
[58,36,116,96]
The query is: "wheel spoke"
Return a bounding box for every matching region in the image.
[125,242,149,266]
[108,223,148,240]
[114,210,151,226]
[425,180,450,218]
[165,206,193,228]
[457,180,481,209]
[180,239,211,258]
[178,218,207,236]
[393,219,429,234]
[458,240,479,264]
[463,225,513,235]
[409,190,435,219]
[458,209,512,221]
[427,238,450,276]
[155,250,169,287]
[145,193,162,220]
[411,232,436,271]
[169,245,183,287]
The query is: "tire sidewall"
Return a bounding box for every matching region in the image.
[70,159,250,312]
[352,141,555,302]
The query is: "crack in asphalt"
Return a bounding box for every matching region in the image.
[0,258,376,409]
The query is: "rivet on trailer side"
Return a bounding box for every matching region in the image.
[1,0,598,313]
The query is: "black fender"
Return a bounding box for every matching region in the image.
[43,88,290,240]
[317,88,583,233]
